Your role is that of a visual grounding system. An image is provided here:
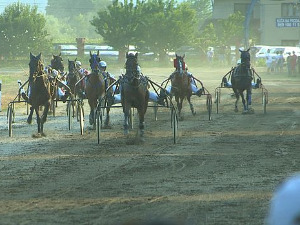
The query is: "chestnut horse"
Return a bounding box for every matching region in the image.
[170,54,195,120]
[231,48,254,114]
[121,52,149,138]
[85,51,112,128]
[27,53,51,136]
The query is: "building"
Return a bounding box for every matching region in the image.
[212,0,300,46]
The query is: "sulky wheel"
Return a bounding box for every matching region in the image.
[96,109,102,144]
[7,105,13,137]
[206,94,212,121]
[263,92,267,114]
[67,100,73,130]
[215,90,220,114]
[171,107,178,144]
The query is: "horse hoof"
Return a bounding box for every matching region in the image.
[234,108,238,113]
[41,132,46,137]
[192,112,196,116]
[32,133,42,138]
[27,119,32,124]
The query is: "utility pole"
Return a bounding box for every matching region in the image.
[244,0,259,48]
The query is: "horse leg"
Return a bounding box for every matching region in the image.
[247,88,254,114]
[187,95,196,116]
[123,106,130,136]
[35,107,41,135]
[240,92,248,113]
[27,106,34,124]
[41,101,50,124]
[233,89,240,112]
[137,107,145,138]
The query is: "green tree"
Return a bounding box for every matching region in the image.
[138,0,197,62]
[0,2,51,58]
[91,0,143,62]
[215,11,245,47]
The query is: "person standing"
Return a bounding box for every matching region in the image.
[286,52,292,75]
[290,51,297,75]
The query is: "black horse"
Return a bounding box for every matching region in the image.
[66,58,84,99]
[231,48,254,114]
[121,52,149,139]
[50,53,64,73]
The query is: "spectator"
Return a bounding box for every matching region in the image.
[266,173,300,225]
[290,51,297,75]
[206,47,214,66]
[286,52,292,75]
[265,49,273,74]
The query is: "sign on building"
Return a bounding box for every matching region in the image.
[276,18,300,27]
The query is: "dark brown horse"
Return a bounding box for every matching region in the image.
[85,51,109,129]
[231,48,254,114]
[170,54,195,120]
[50,53,64,73]
[121,52,149,139]
[27,53,51,136]
[66,58,84,99]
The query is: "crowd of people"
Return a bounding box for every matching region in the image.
[265,49,299,75]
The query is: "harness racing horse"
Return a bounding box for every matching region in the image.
[121,52,149,140]
[50,53,64,73]
[67,59,84,99]
[85,51,111,129]
[27,53,51,137]
[231,48,254,114]
[170,54,195,120]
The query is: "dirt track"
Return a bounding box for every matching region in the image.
[0,66,299,225]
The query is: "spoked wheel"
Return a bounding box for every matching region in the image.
[77,102,84,135]
[67,100,73,130]
[263,92,267,114]
[7,104,13,137]
[206,94,213,121]
[215,89,220,114]
[171,107,178,144]
[96,109,102,144]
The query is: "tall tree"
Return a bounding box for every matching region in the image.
[91,0,143,62]
[139,0,197,62]
[0,2,51,58]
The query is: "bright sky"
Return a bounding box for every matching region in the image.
[0,0,47,13]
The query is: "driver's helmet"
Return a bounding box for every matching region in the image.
[99,61,107,70]
[237,59,241,65]
[76,61,82,68]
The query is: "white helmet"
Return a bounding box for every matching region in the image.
[76,61,82,67]
[237,59,241,65]
[99,61,107,68]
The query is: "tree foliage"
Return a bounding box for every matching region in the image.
[91,0,198,61]
[0,2,51,58]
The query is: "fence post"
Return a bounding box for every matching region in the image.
[0,80,2,112]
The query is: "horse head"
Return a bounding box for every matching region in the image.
[29,52,44,80]
[89,50,101,72]
[124,52,141,84]
[51,53,64,73]
[239,48,251,69]
[174,54,186,76]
